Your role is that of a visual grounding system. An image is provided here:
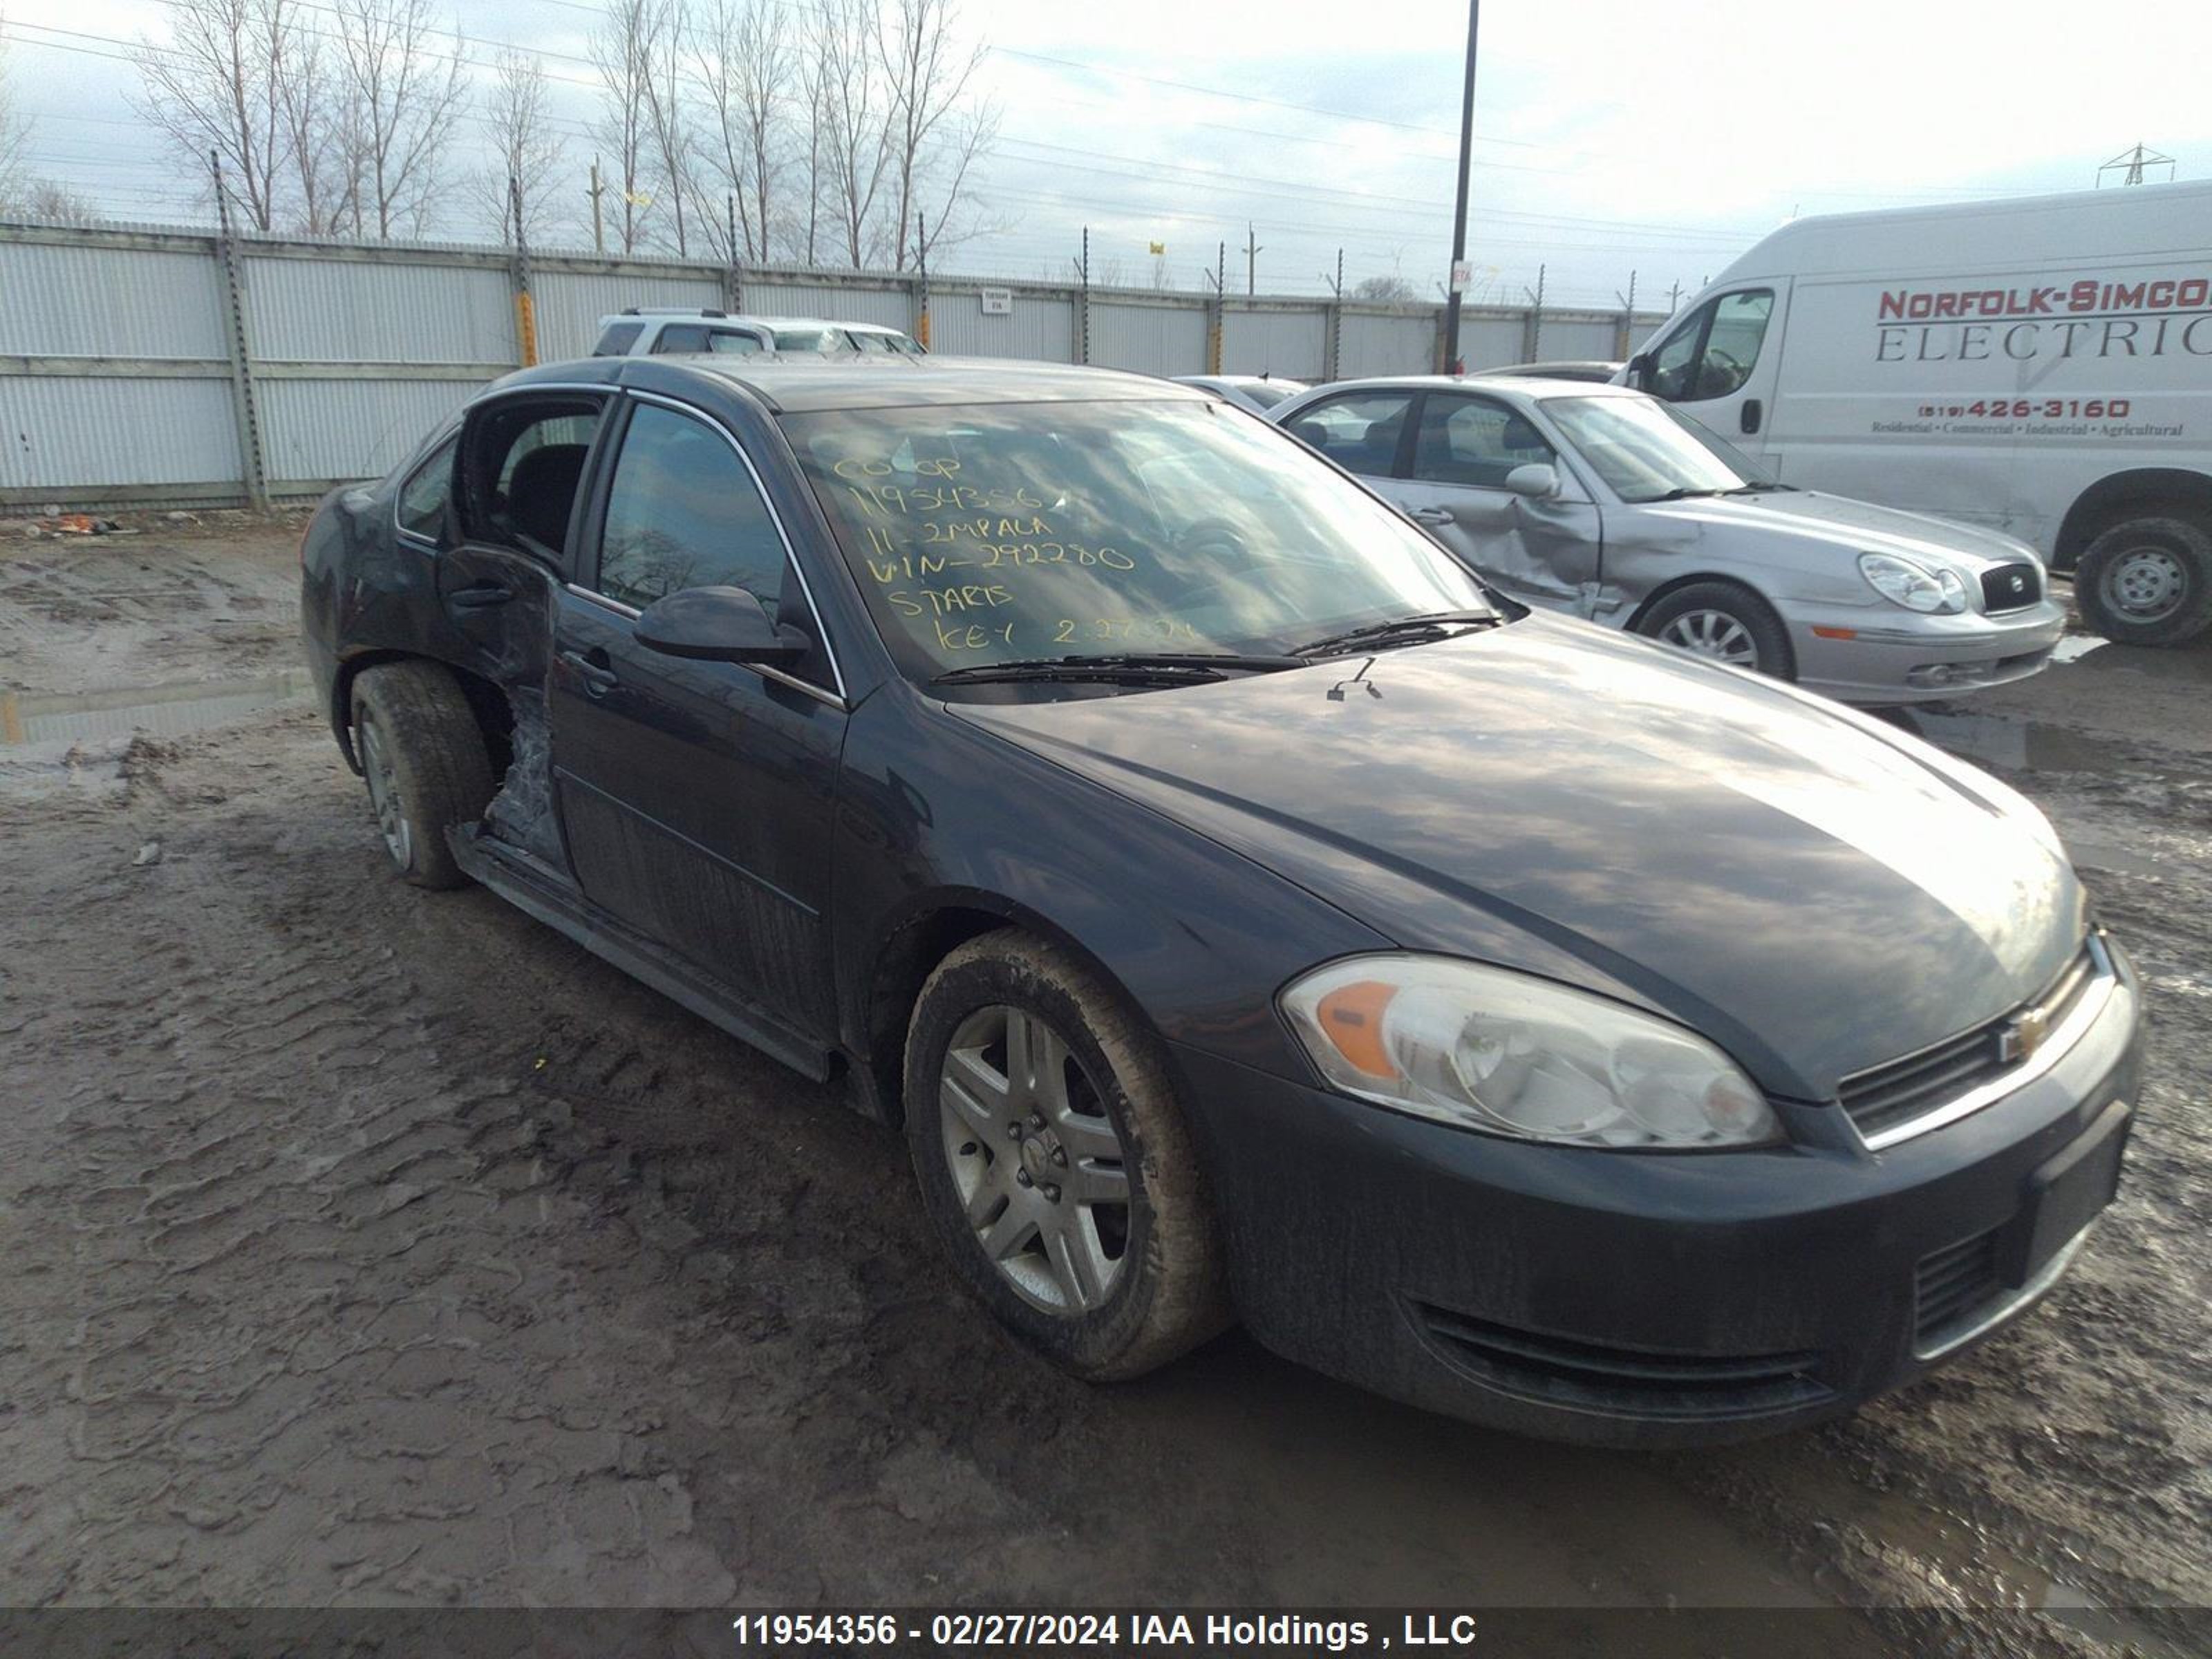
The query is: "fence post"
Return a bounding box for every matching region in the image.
[209,154,270,512]
[509,177,538,368]
[1521,263,1546,364]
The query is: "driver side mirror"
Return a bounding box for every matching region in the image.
[635,585,807,665]
[1625,353,1654,391]
[1503,463,1559,500]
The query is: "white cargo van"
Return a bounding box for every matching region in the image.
[1623,180,2212,645]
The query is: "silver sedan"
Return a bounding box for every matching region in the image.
[1266,376,2066,704]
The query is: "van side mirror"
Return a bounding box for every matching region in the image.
[1625,353,1655,390]
[635,585,807,665]
[1503,463,1559,499]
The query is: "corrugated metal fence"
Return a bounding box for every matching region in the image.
[0,220,1668,511]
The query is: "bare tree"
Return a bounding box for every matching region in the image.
[0,16,30,207]
[132,0,299,229]
[689,0,791,261]
[875,0,988,270]
[811,0,888,266]
[21,178,100,223]
[590,0,660,252]
[635,0,693,254]
[275,26,359,235]
[472,48,566,244]
[332,0,470,241]
[1351,274,1419,303]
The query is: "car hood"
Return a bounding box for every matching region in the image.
[952,615,2082,1099]
[1635,489,2036,574]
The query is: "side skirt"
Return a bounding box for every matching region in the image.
[449,825,836,1084]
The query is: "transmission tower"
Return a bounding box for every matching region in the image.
[2097,142,2176,187]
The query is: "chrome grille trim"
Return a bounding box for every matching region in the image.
[1849,934,2117,1152]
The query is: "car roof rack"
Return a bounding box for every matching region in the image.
[619,307,729,318]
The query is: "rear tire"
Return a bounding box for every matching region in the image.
[903,930,1229,1381]
[1634,581,1796,679]
[349,661,496,890]
[2075,515,2212,646]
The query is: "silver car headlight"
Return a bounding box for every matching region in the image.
[1280,955,1780,1149]
[1859,551,1967,614]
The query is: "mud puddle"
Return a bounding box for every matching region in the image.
[1897,707,2133,776]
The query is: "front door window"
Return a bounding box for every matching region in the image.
[1647,289,1774,404]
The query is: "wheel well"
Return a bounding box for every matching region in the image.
[1624,573,1796,679]
[335,652,511,774]
[2055,469,2212,570]
[858,906,1013,1127]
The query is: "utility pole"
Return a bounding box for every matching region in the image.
[1442,0,1481,373]
[588,158,606,253]
[1244,222,1262,297]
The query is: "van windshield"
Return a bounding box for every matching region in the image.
[784,399,1490,682]
[1541,395,1782,503]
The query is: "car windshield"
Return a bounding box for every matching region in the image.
[1540,394,1775,503]
[785,400,1492,683]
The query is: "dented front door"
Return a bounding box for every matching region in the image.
[1390,392,1606,618]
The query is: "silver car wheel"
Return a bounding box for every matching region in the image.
[2100,546,2187,624]
[359,713,413,869]
[1657,608,1759,667]
[937,1003,1131,1316]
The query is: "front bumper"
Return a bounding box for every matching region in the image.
[1174,943,2141,1446]
[1791,597,2067,705]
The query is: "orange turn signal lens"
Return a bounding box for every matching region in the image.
[1313,979,1400,1079]
[1810,626,1857,640]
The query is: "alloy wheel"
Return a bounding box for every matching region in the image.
[1657,608,1759,667]
[359,713,413,868]
[2101,546,2187,624]
[937,1003,1132,1315]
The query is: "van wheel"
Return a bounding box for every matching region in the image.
[2076,516,2212,646]
[1635,582,1795,679]
[350,662,496,890]
[903,931,1229,1381]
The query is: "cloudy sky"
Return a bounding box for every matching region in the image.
[3,0,2206,308]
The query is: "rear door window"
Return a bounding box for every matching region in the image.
[1280,391,1416,478]
[458,397,606,565]
[706,330,766,355]
[594,321,644,355]
[1412,395,1556,489]
[651,324,713,354]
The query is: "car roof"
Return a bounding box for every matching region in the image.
[500,355,1210,414]
[596,311,912,335]
[1283,374,1639,402]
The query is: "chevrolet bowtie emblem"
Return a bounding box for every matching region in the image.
[2000,1004,2052,1065]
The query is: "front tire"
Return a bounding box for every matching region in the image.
[1635,581,1796,679]
[903,931,1228,1380]
[349,661,496,890]
[2075,515,2212,646]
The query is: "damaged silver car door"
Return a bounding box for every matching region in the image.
[1387,391,1606,618]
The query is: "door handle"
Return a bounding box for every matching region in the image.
[1740,398,1763,435]
[447,581,512,610]
[1408,506,1454,527]
[559,647,619,695]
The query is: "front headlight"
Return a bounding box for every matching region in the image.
[1859,551,1967,614]
[1280,955,1780,1149]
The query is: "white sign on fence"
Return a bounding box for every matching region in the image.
[1449,261,1473,293]
[979,287,1013,316]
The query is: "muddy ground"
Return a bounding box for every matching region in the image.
[1,523,2206,1651]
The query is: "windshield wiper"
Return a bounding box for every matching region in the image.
[930,651,1303,688]
[1649,486,1727,501]
[1291,610,1500,659]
